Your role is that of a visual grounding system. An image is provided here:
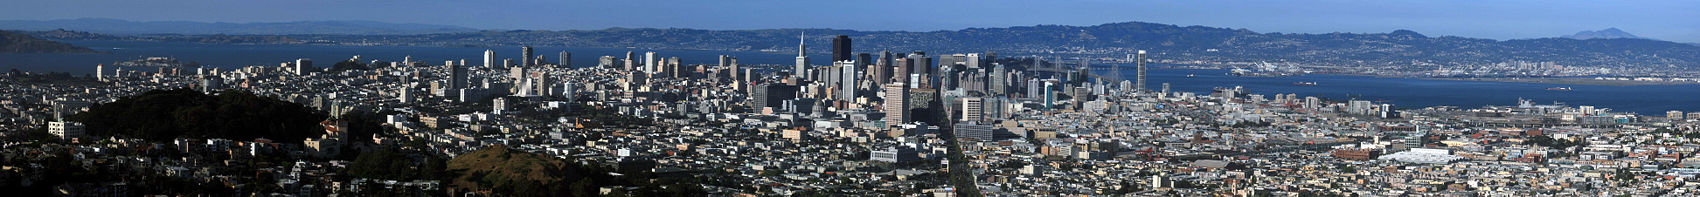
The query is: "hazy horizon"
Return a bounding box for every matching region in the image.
[1,0,1695,42]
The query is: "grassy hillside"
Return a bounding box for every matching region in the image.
[0,30,95,53]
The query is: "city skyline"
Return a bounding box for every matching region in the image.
[1,0,1697,42]
[4,1,1700,196]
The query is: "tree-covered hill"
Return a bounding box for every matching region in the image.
[68,89,328,142]
[0,30,96,53]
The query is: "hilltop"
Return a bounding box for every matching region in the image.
[0,30,96,53]
[446,145,580,195]
[1562,28,1643,40]
[66,89,328,142]
[0,18,478,35]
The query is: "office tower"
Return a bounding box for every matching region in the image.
[668,57,682,78]
[965,53,982,69]
[837,60,857,101]
[729,57,741,80]
[559,51,571,67]
[645,52,657,74]
[884,83,909,127]
[876,51,892,86]
[521,46,534,67]
[599,56,616,67]
[753,83,799,110]
[908,53,932,76]
[484,49,496,67]
[1043,81,1054,110]
[1161,83,1171,97]
[856,53,871,76]
[492,97,507,114]
[1670,110,1685,121]
[718,55,730,68]
[990,64,1008,96]
[795,33,810,80]
[892,57,910,85]
[95,64,104,81]
[295,58,313,75]
[742,68,754,83]
[510,66,526,83]
[961,97,983,122]
[832,35,852,62]
[448,63,466,89]
[624,51,636,72]
[1136,50,1147,91]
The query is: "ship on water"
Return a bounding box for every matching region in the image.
[1546,87,1572,91]
[1293,82,1318,86]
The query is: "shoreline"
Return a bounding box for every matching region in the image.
[1152,67,1698,86]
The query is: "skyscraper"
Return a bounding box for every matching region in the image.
[831,35,852,62]
[484,49,496,67]
[645,52,658,74]
[856,53,871,75]
[559,51,571,68]
[718,55,730,68]
[295,58,313,75]
[1161,83,1171,98]
[960,97,983,122]
[521,46,534,67]
[624,51,635,72]
[876,51,892,86]
[448,63,466,89]
[893,57,911,85]
[95,64,104,82]
[1043,81,1055,110]
[1136,50,1147,91]
[884,83,909,127]
[837,60,857,101]
[795,33,810,80]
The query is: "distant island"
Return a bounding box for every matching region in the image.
[0,30,97,53]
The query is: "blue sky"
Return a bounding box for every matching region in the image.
[4,0,1697,42]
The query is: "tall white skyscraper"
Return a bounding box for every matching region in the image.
[795,33,810,80]
[837,60,857,101]
[95,64,104,81]
[645,52,658,74]
[483,49,496,67]
[1136,50,1147,91]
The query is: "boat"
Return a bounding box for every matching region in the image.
[1293,82,1317,86]
[1545,87,1572,91]
[1186,74,1195,78]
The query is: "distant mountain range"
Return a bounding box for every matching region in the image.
[1563,28,1643,40]
[14,21,1700,71]
[0,30,95,53]
[0,18,477,35]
